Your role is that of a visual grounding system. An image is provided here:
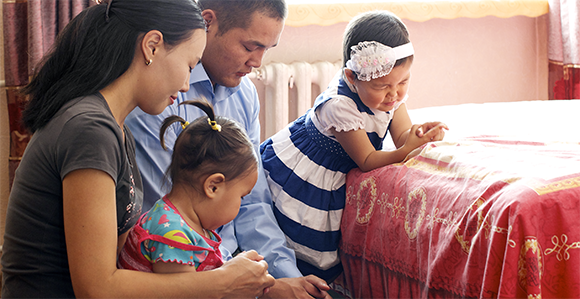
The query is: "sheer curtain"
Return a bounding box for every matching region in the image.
[548,0,580,99]
[3,0,92,187]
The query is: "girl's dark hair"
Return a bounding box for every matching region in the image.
[198,0,287,36]
[342,10,413,68]
[160,100,257,192]
[22,0,205,133]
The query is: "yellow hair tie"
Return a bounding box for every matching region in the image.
[181,121,189,130]
[207,118,221,132]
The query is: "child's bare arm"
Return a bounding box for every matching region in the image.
[388,103,413,148]
[333,123,446,172]
[333,127,424,172]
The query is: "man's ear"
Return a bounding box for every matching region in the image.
[203,173,225,198]
[344,68,357,85]
[201,9,217,34]
[140,30,163,63]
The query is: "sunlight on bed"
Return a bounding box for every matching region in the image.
[384,100,579,150]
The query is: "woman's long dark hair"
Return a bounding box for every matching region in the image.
[160,100,257,193]
[22,0,205,133]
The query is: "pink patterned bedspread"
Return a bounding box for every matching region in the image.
[339,138,580,298]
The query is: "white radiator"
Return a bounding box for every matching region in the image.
[249,61,342,139]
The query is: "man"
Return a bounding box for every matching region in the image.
[125,0,331,298]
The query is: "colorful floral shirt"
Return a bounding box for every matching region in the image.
[118,196,223,272]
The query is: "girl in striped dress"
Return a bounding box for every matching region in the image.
[260,10,448,281]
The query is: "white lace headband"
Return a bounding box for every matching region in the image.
[345,41,414,81]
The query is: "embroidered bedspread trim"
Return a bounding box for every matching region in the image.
[340,138,580,298]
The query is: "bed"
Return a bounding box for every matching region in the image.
[334,100,580,298]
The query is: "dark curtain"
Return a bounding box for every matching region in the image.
[3,0,93,188]
[548,0,580,100]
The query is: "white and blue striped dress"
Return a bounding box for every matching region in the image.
[260,70,405,280]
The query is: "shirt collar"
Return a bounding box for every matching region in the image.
[190,63,242,96]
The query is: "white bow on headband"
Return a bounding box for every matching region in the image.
[346,41,414,81]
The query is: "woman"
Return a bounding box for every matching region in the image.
[1,0,274,297]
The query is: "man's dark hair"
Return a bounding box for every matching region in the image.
[198,0,287,35]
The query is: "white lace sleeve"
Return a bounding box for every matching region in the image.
[316,97,365,133]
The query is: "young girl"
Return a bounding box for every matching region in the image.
[118,100,260,274]
[260,10,448,281]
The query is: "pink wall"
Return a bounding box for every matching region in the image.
[252,14,548,112]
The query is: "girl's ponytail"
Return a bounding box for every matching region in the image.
[161,100,257,192]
